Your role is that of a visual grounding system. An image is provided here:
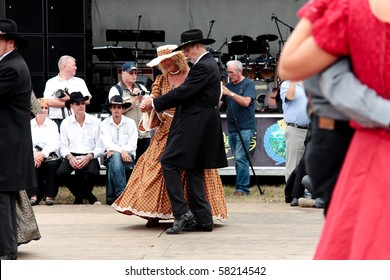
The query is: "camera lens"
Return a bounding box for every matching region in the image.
[55,89,66,98]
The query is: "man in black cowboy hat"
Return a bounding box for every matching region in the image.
[100,95,138,204]
[0,18,34,259]
[141,29,227,234]
[57,92,105,204]
[108,61,151,163]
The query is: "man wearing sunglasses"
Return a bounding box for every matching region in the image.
[57,92,104,205]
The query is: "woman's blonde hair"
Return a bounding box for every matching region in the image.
[159,52,189,75]
[37,98,49,107]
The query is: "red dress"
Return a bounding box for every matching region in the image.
[300,0,390,259]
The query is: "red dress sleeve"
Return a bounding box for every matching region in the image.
[298,0,329,23]
[298,0,350,57]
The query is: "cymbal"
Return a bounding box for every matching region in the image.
[231,35,253,42]
[256,34,278,42]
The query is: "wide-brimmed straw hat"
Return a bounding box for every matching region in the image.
[173,29,215,51]
[0,19,28,49]
[146,45,180,67]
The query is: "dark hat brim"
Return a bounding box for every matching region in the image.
[0,33,29,49]
[65,95,90,109]
[101,101,131,112]
[173,38,216,52]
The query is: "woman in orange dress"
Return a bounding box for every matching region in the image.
[112,45,227,226]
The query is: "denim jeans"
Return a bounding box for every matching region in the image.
[228,129,254,194]
[104,152,134,199]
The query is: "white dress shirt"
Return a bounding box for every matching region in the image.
[99,115,138,157]
[31,117,60,157]
[59,113,104,158]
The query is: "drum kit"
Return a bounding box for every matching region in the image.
[226,33,280,112]
[227,33,278,81]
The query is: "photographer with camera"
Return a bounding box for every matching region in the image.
[107,61,150,161]
[43,55,91,130]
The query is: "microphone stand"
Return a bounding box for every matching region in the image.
[134,15,142,67]
[225,97,265,195]
[216,38,228,52]
[206,20,215,39]
[149,41,157,49]
[108,47,117,86]
[272,15,294,46]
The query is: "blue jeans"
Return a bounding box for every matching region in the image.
[104,152,134,199]
[228,129,254,194]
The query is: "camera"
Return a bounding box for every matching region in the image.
[34,145,43,152]
[54,88,69,98]
[130,90,146,97]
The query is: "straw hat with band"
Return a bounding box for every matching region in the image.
[146,45,180,67]
[173,29,215,52]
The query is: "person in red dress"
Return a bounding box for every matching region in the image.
[278,0,390,260]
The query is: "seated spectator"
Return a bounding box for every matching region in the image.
[28,98,61,206]
[57,92,104,204]
[100,96,138,205]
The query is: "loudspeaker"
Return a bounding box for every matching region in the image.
[5,0,44,34]
[47,35,85,73]
[46,0,85,34]
[19,35,45,73]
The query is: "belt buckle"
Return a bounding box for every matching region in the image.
[318,117,335,130]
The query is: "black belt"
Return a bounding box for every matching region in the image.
[51,118,64,125]
[286,122,308,129]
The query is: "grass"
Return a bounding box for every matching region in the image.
[55,184,286,204]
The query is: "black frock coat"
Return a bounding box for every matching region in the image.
[153,52,227,169]
[0,50,35,191]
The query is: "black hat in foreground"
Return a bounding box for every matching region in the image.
[173,29,215,51]
[0,19,28,48]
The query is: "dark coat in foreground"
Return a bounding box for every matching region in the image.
[153,52,227,169]
[0,50,34,191]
